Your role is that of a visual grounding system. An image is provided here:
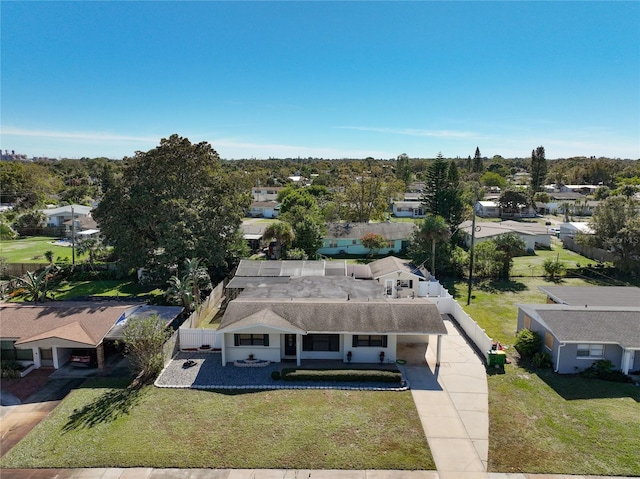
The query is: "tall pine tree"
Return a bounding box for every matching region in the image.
[472,147,484,173]
[530,146,547,192]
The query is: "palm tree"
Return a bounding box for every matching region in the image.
[75,238,105,265]
[165,275,195,312]
[263,222,295,259]
[10,264,60,302]
[165,258,212,312]
[418,214,450,277]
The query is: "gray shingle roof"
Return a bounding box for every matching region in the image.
[538,286,640,307]
[526,306,640,349]
[368,256,424,279]
[219,298,446,335]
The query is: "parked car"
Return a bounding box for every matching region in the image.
[69,350,97,368]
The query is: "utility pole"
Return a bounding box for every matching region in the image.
[466,206,477,305]
[71,205,76,266]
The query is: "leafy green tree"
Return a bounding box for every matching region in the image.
[473,241,505,279]
[263,222,295,260]
[93,135,250,282]
[290,216,324,259]
[10,264,60,302]
[587,196,640,275]
[361,232,388,257]
[593,186,611,200]
[497,189,530,217]
[285,248,308,260]
[480,171,506,189]
[165,258,212,312]
[395,153,412,187]
[409,216,465,278]
[530,146,547,193]
[119,313,172,383]
[13,210,47,236]
[492,233,527,279]
[340,165,402,223]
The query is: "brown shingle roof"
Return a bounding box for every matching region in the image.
[1,302,139,347]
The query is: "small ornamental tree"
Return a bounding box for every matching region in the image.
[361,232,387,257]
[515,329,542,358]
[542,258,566,279]
[119,314,172,383]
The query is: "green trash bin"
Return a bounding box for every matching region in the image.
[487,350,506,367]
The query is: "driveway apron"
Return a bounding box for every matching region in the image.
[400,318,489,478]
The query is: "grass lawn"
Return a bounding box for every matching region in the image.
[55,280,164,301]
[0,379,434,470]
[0,236,75,263]
[448,258,640,476]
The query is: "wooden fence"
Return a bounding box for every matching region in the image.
[562,237,616,263]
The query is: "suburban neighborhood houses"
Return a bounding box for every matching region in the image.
[1,148,640,476]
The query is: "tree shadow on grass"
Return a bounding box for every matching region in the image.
[476,279,528,294]
[62,383,144,432]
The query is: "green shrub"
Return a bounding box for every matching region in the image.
[543,258,566,278]
[0,360,23,379]
[270,370,281,380]
[532,351,553,369]
[281,368,402,383]
[515,329,542,358]
[580,359,632,383]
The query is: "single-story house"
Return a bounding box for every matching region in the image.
[217,276,448,367]
[559,222,593,240]
[516,286,640,374]
[474,201,500,218]
[247,201,280,218]
[392,201,425,218]
[240,222,267,252]
[317,222,417,256]
[459,220,551,251]
[0,302,183,372]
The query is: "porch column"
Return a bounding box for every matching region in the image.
[97,343,105,370]
[220,334,226,366]
[296,334,302,367]
[52,346,60,369]
[621,349,633,375]
[32,347,41,368]
[436,335,442,367]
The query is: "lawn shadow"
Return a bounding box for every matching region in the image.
[477,279,528,294]
[519,361,640,402]
[62,382,143,432]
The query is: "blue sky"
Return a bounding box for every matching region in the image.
[1,1,639,160]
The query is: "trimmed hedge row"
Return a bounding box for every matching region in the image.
[280,367,402,383]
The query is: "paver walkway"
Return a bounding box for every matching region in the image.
[400,318,489,477]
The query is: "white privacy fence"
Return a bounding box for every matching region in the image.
[178,328,222,350]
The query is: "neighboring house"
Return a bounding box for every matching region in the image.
[217,275,448,367]
[0,302,183,372]
[317,222,417,256]
[392,201,425,218]
[366,255,433,299]
[459,220,551,251]
[240,222,268,252]
[247,201,280,218]
[41,204,93,236]
[559,222,593,240]
[516,286,640,374]
[251,187,284,202]
[474,200,500,218]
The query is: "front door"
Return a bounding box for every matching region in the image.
[284,334,296,356]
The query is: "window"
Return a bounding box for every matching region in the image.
[396,279,413,289]
[327,240,338,248]
[386,240,395,248]
[303,334,339,351]
[523,314,531,330]
[352,335,388,348]
[234,334,269,347]
[544,332,554,350]
[577,344,604,358]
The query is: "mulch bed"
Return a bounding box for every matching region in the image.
[1,369,53,402]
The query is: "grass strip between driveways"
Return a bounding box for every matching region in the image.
[0,378,434,470]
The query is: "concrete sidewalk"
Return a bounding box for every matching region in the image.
[401,318,489,477]
[0,469,630,478]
